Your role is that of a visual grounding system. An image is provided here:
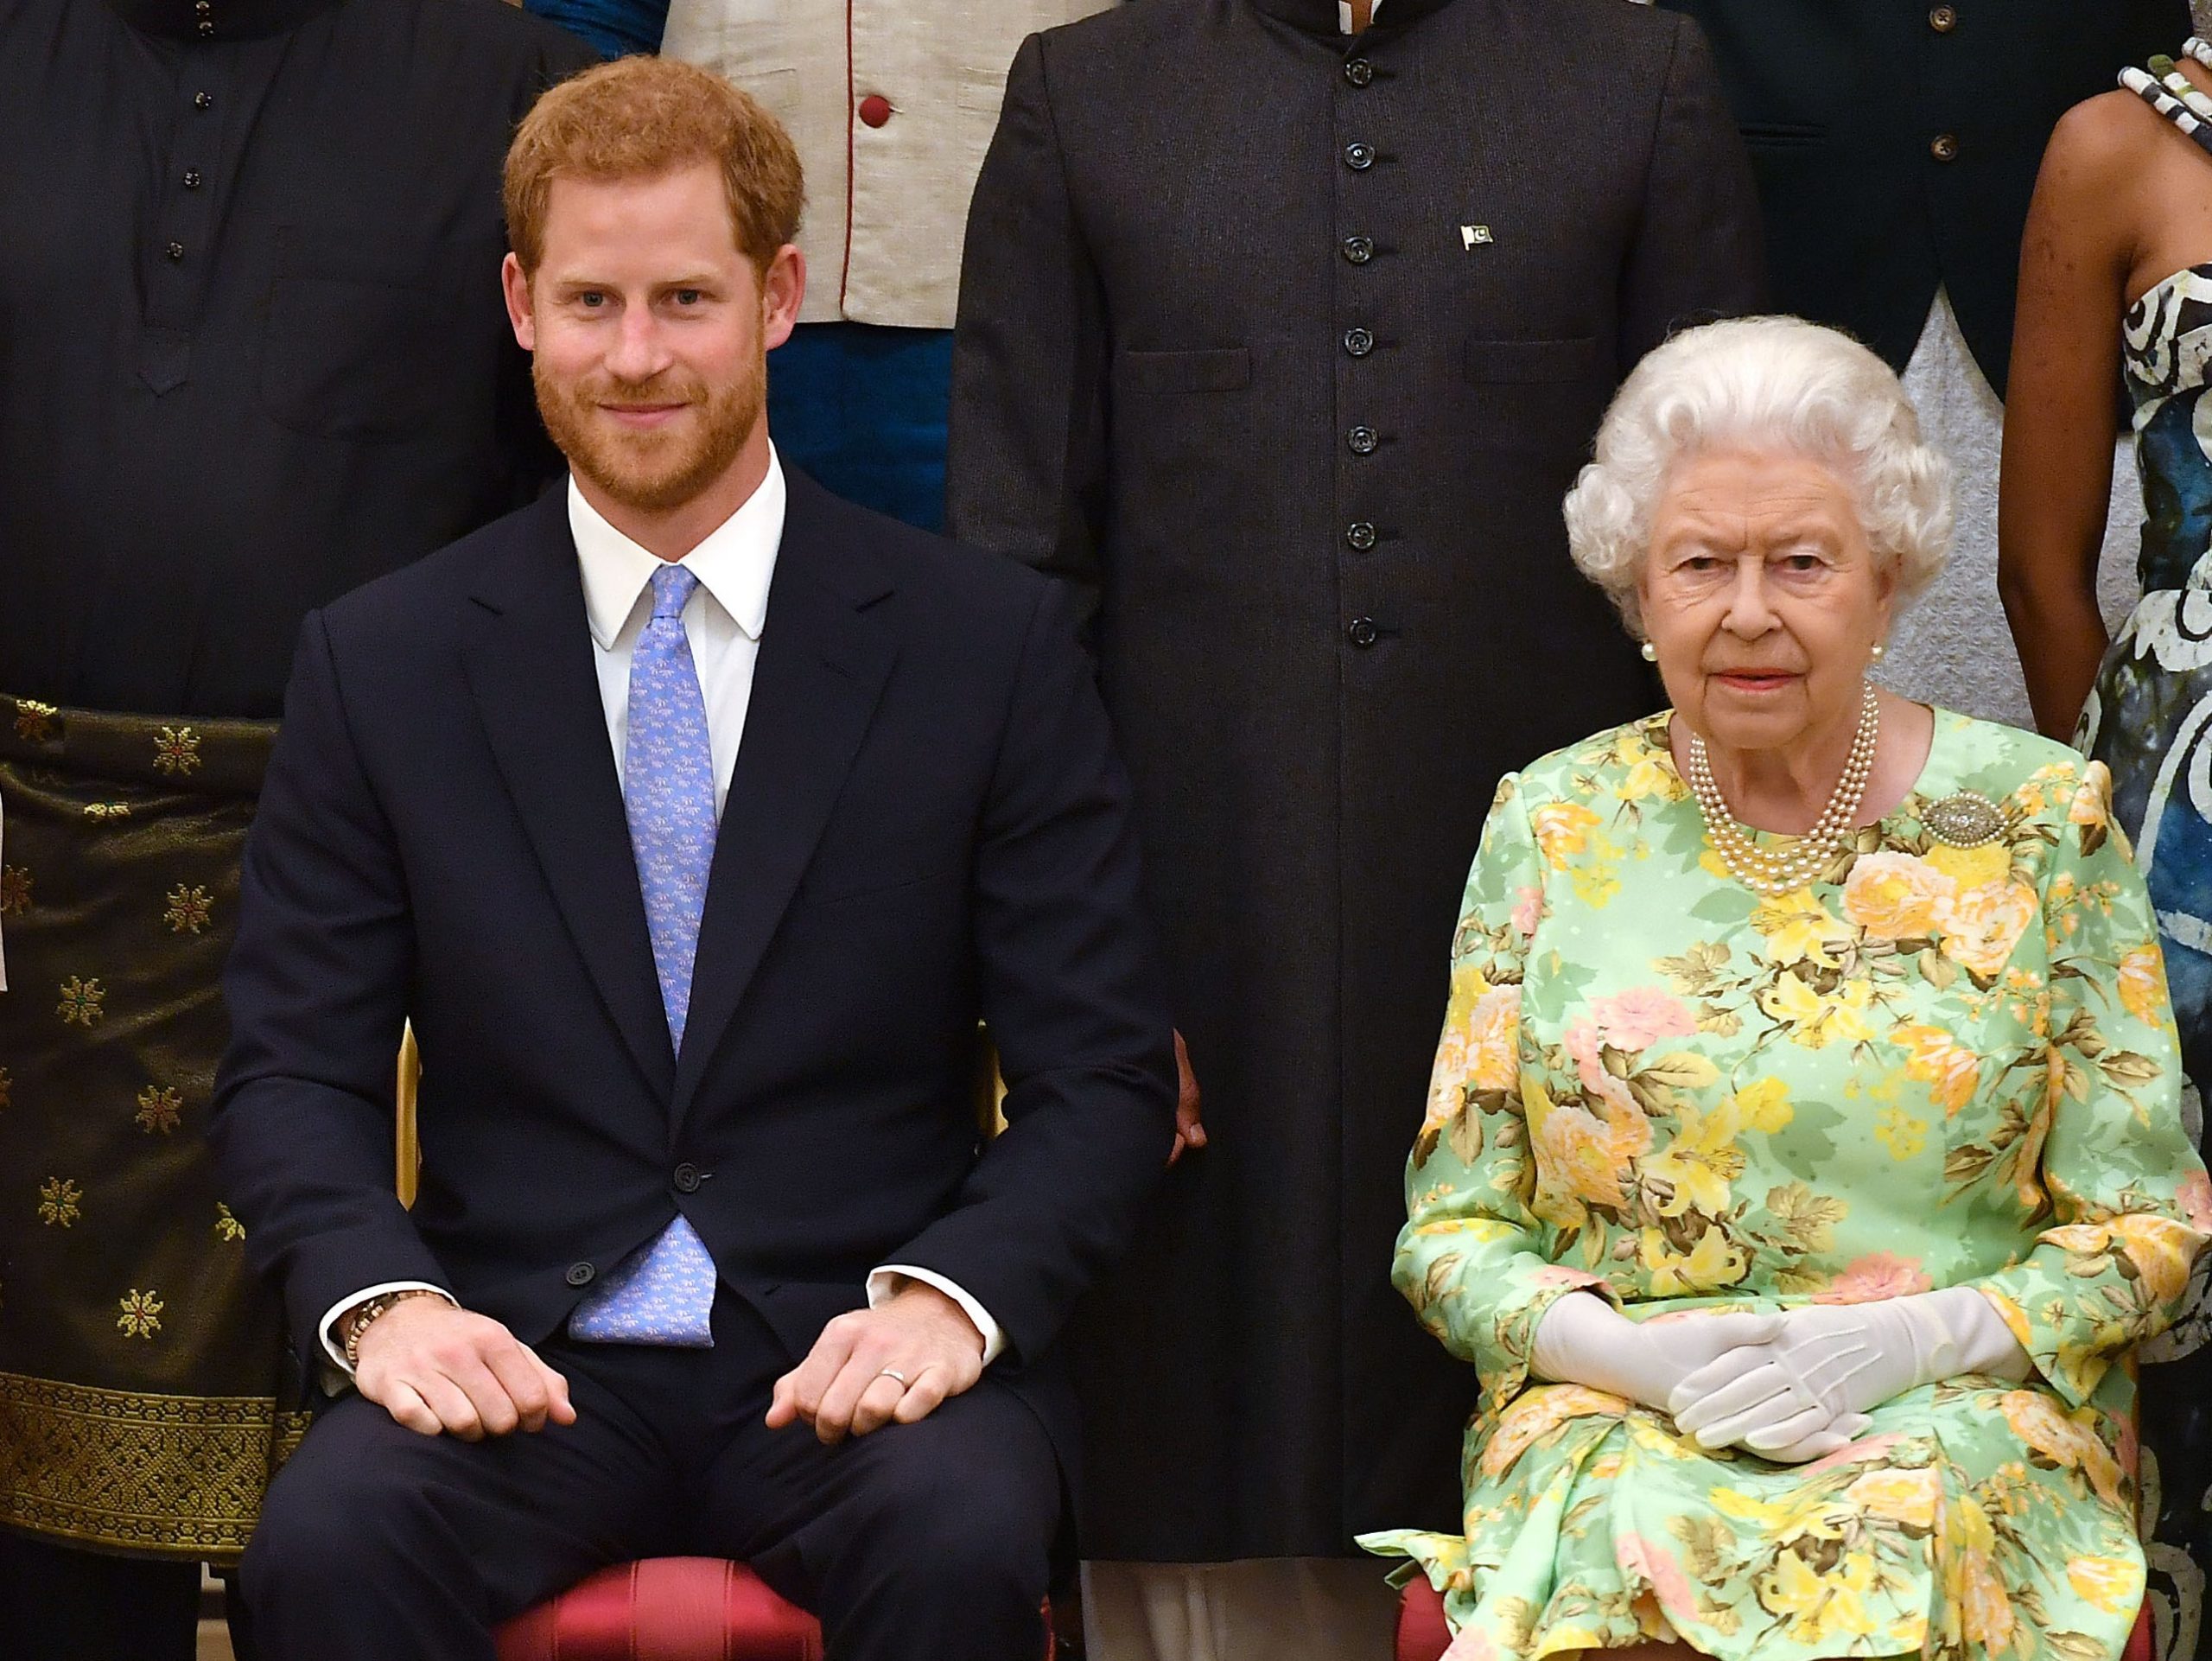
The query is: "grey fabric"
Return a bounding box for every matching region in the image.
[947,0,1764,1559]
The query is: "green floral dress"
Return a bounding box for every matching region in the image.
[1358,710,2212,1661]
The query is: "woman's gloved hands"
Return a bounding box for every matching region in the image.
[1531,1292,1788,1416]
[1668,1286,2031,1462]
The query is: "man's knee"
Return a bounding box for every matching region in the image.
[846,1407,1058,1594]
[243,1416,450,1604]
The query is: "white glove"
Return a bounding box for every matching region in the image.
[1531,1292,1789,1414]
[1669,1287,2031,1462]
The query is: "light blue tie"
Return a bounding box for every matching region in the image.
[570,564,721,1347]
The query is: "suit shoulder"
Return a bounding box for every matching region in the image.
[1033,0,1192,64]
[1516,0,1697,67]
[408,0,597,76]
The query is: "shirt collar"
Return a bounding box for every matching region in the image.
[108,0,343,41]
[569,447,786,652]
[1249,0,1453,36]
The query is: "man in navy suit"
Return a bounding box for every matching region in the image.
[211,55,1176,1661]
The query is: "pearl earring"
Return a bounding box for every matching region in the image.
[1871,642,1886,661]
[1639,641,1658,662]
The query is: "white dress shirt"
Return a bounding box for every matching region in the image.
[321,448,1003,1372]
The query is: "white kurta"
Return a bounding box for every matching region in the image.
[660,0,1114,328]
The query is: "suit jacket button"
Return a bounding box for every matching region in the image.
[1343,326,1375,358]
[1344,57,1374,87]
[857,94,893,129]
[1345,521,1377,551]
[1341,234,1375,265]
[1346,617,1379,648]
[673,1161,702,1193]
[1344,142,1376,171]
[566,1262,595,1287]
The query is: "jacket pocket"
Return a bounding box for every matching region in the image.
[1738,121,1827,149]
[1460,335,1605,385]
[259,225,467,441]
[1114,347,1253,395]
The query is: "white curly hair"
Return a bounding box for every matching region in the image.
[1561,315,1955,635]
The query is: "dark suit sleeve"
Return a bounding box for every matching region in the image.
[209,613,448,1353]
[944,32,1113,630]
[881,581,1175,1364]
[1618,14,1767,367]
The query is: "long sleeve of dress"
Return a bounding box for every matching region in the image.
[1393,774,1612,1407]
[1967,761,2212,1408]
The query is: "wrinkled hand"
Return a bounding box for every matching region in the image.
[353,1297,576,1441]
[766,1281,986,1444]
[1168,1029,1207,1168]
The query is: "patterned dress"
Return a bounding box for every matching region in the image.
[2077,54,2212,1659]
[1361,711,2211,1661]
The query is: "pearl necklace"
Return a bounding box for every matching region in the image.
[1685,684,1880,898]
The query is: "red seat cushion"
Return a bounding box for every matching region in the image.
[1393,1578,2153,1661]
[496,1559,823,1661]
[1395,1578,1451,1661]
[495,1557,1056,1661]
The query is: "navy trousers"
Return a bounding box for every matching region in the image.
[239,1293,1059,1661]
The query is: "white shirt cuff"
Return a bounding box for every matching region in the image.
[867,1265,1005,1365]
[317,1281,456,1377]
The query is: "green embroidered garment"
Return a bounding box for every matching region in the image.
[1360,710,2212,1661]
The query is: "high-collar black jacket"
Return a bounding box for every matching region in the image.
[209,473,1179,1473]
[948,0,1763,1559]
[1658,0,2190,394]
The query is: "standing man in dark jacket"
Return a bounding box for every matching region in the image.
[945,1,1763,1653]
[0,3,590,1656]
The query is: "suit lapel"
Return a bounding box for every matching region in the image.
[672,473,899,1120]
[461,489,677,1100]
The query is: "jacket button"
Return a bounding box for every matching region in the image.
[1345,617,1379,648]
[1344,142,1375,171]
[164,241,185,262]
[1343,57,1373,87]
[1928,5,1956,30]
[1341,234,1375,265]
[1344,521,1377,551]
[1929,132,1958,162]
[857,93,893,129]
[673,1161,702,1193]
[1343,326,1375,358]
[193,90,213,110]
[1347,425,1378,455]
[566,1262,595,1287]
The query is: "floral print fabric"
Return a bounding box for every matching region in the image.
[1359,710,2212,1661]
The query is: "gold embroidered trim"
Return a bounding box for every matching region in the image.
[36,1177,80,1228]
[116,1289,164,1340]
[12,699,56,743]
[152,727,202,777]
[135,1085,183,1135]
[0,1370,308,1558]
[55,977,105,1026]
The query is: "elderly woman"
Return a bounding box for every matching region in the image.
[1360,317,2212,1661]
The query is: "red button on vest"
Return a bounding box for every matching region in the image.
[857,94,893,129]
